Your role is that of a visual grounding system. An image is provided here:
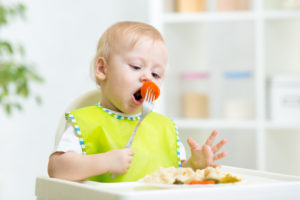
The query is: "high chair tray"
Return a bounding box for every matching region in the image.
[35,166,300,200]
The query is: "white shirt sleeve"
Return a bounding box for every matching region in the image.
[54,122,83,154]
[178,139,187,161]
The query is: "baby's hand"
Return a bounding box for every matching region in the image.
[187,130,227,169]
[106,148,134,174]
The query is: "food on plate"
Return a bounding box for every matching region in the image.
[219,173,242,184]
[141,166,241,185]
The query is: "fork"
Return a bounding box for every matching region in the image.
[110,87,155,179]
[125,86,155,148]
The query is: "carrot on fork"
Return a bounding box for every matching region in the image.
[141,81,160,100]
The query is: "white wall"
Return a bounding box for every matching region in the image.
[0,0,148,199]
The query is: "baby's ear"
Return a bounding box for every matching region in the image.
[95,57,107,81]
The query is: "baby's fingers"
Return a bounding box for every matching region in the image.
[213,152,227,161]
[187,137,201,151]
[205,130,218,146]
[211,163,220,168]
[128,156,133,163]
[124,148,135,156]
[212,139,227,153]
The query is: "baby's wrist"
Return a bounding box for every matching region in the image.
[102,151,112,174]
[91,152,111,174]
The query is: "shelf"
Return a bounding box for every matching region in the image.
[163,12,255,23]
[173,118,300,131]
[264,10,300,20]
[265,121,300,130]
[173,118,257,130]
[163,10,300,23]
[150,0,300,173]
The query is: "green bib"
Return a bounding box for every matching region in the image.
[66,105,181,182]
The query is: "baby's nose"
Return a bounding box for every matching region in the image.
[140,74,152,82]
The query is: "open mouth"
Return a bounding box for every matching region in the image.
[133,89,143,101]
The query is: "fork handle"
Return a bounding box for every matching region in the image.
[111,120,142,179]
[125,118,143,148]
[110,118,143,179]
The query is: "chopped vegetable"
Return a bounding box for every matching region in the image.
[219,174,242,183]
[173,179,184,184]
[188,180,200,185]
[188,180,216,185]
[141,81,160,100]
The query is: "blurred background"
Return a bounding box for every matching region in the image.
[0,0,299,199]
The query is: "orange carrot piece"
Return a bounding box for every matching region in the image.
[141,81,160,100]
[188,180,200,185]
[188,180,216,185]
[198,180,216,184]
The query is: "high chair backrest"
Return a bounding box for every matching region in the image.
[54,89,101,149]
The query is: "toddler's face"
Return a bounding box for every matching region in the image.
[99,37,168,114]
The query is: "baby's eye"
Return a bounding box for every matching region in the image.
[152,72,160,79]
[130,65,141,70]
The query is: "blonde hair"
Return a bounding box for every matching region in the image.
[90,21,165,81]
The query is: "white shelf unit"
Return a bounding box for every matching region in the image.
[149,0,300,175]
[163,12,255,22]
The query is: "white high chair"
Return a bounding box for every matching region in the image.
[54,89,101,150]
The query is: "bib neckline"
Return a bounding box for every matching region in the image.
[96,103,141,121]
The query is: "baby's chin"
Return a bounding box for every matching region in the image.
[121,105,142,115]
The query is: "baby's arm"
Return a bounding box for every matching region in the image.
[182,130,227,170]
[48,148,134,181]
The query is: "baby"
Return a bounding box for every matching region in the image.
[48,21,227,182]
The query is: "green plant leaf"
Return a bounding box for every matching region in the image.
[0,2,26,26]
[35,95,42,105]
[14,102,22,111]
[5,104,11,115]
[0,2,42,115]
[0,5,8,25]
[0,40,14,54]
[18,44,25,56]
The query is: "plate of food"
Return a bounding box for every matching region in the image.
[139,166,242,188]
